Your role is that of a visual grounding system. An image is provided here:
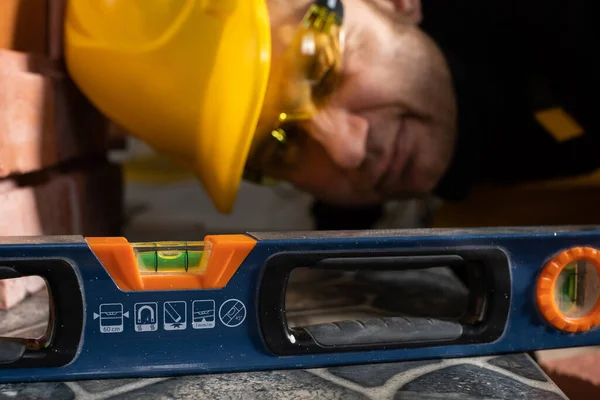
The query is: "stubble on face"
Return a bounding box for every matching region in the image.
[335,0,458,198]
[260,0,457,206]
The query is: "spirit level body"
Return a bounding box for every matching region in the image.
[1,227,600,383]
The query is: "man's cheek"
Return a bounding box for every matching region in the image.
[286,161,342,194]
[287,167,382,206]
[272,141,380,205]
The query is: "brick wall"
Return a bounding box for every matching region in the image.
[538,350,600,399]
[0,0,124,309]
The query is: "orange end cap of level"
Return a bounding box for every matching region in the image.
[86,235,257,291]
[536,246,600,333]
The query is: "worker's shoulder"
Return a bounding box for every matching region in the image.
[433,170,600,228]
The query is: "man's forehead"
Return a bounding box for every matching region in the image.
[267,0,313,23]
[267,0,347,55]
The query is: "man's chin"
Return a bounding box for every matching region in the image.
[377,182,438,202]
[280,170,437,206]
[294,182,384,207]
[315,196,384,208]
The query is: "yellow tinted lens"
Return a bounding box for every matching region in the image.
[245,4,343,181]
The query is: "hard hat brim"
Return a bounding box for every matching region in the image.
[64,0,273,214]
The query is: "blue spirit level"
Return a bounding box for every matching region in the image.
[2,226,600,383]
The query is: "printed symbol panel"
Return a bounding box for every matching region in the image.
[192,300,216,329]
[134,302,158,332]
[219,299,246,328]
[164,301,187,331]
[95,303,129,334]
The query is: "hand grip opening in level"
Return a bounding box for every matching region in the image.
[296,317,464,347]
[258,248,511,356]
[0,259,83,369]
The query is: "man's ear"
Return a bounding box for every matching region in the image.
[370,0,422,25]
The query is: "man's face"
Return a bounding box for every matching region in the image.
[258,0,457,206]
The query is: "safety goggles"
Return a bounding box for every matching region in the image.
[243,0,345,184]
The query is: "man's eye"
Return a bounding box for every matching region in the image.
[312,65,340,105]
[310,37,343,106]
[266,124,307,170]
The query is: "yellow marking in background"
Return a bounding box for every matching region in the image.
[123,155,193,184]
[535,107,584,143]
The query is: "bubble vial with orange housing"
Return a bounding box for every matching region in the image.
[87,235,256,291]
[131,242,212,276]
[554,259,599,319]
[537,247,600,333]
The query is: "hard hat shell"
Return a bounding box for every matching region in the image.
[64,0,272,214]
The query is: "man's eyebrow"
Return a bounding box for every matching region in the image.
[362,0,417,26]
[269,0,314,24]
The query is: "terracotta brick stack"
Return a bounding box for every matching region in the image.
[538,350,600,399]
[0,0,124,309]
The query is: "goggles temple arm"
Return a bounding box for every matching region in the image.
[244,0,345,185]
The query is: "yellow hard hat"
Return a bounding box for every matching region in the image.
[64,0,272,214]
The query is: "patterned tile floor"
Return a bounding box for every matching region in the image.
[0,268,569,399]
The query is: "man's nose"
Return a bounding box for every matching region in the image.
[301,106,369,169]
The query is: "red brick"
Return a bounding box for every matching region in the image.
[0,49,110,178]
[48,0,66,60]
[0,162,123,309]
[0,276,45,310]
[540,352,600,388]
[53,77,111,160]
[0,66,58,178]
[540,352,600,400]
[24,275,46,293]
[0,0,48,54]
[107,123,128,150]
[0,278,28,310]
[544,370,600,400]
[0,163,123,236]
[0,173,75,236]
[0,49,58,75]
[74,163,124,236]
